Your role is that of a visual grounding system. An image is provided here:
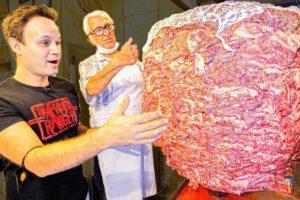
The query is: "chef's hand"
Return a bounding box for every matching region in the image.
[101,96,168,147]
[112,38,138,68]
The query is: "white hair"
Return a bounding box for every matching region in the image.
[82,10,114,36]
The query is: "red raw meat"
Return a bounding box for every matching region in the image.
[142,1,300,195]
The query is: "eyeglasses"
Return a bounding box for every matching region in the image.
[89,24,115,36]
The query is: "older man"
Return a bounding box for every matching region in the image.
[79,10,157,200]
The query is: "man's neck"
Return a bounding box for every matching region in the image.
[14,68,49,87]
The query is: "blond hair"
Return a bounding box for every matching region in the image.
[1,4,58,44]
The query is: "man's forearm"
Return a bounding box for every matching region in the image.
[7,98,167,178]
[86,61,123,96]
[24,128,107,177]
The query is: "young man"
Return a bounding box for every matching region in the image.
[0,5,167,200]
[79,11,156,200]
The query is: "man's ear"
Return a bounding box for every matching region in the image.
[8,37,23,56]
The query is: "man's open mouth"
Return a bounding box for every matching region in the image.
[48,60,59,64]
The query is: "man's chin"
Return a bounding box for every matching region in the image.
[105,40,116,48]
[49,71,58,77]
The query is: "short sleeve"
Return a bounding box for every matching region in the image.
[0,99,24,132]
[78,61,99,106]
[78,58,114,107]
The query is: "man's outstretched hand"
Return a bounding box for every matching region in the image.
[102,96,168,147]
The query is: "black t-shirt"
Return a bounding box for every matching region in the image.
[0,77,88,200]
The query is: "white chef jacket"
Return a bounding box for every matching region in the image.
[78,52,156,200]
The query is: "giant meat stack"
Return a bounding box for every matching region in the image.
[142,1,300,194]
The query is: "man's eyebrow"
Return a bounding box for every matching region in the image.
[37,35,62,41]
[94,24,110,29]
[93,22,113,28]
[93,26,104,30]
